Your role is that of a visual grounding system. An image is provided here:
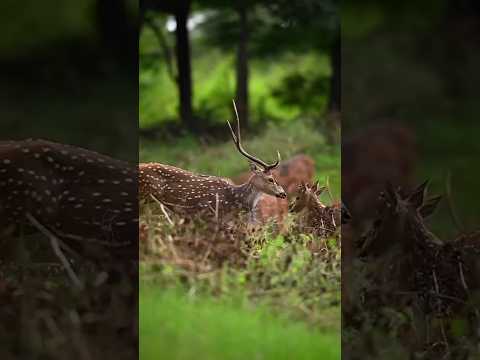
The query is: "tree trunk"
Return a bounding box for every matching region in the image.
[174,1,194,130]
[235,5,249,129]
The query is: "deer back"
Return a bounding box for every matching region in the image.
[139,162,241,216]
[0,139,138,256]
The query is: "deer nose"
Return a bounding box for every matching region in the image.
[277,190,287,199]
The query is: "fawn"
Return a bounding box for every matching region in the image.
[139,102,287,223]
[289,181,350,237]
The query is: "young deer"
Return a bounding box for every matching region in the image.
[0,139,138,259]
[139,104,287,223]
[289,181,347,237]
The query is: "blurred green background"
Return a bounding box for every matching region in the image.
[139,0,339,131]
[0,0,138,161]
[342,0,480,238]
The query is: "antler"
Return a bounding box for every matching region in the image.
[227,100,280,171]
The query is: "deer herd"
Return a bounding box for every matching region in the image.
[139,102,345,236]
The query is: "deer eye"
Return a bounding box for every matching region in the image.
[268,178,274,183]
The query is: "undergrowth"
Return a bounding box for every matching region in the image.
[139,120,341,358]
[139,203,341,359]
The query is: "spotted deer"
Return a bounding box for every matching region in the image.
[232,153,315,194]
[0,139,138,259]
[139,103,287,223]
[289,181,346,237]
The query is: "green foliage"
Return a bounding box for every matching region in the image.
[0,0,95,59]
[139,11,333,128]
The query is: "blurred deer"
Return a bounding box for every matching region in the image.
[0,139,138,288]
[0,139,138,253]
[342,123,416,232]
[139,101,287,223]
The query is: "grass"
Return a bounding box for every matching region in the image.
[140,287,340,360]
[139,218,341,360]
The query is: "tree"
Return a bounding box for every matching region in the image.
[200,0,339,124]
[235,2,250,128]
[141,0,195,130]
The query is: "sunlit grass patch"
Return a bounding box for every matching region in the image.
[140,287,340,360]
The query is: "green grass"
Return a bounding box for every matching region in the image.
[140,287,340,360]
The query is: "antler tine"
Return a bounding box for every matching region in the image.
[229,99,280,171]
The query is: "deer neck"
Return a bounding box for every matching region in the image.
[231,182,262,212]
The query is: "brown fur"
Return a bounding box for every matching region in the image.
[342,124,416,231]
[139,162,286,222]
[231,154,316,226]
[289,182,340,237]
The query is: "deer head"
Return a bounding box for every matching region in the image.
[359,180,442,256]
[228,100,286,200]
[247,162,286,199]
[289,181,326,212]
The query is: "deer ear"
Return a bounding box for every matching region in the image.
[419,195,441,218]
[408,180,429,208]
[315,185,326,196]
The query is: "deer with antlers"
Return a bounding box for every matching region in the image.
[230,153,315,227]
[139,102,287,223]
